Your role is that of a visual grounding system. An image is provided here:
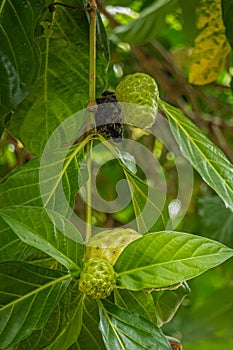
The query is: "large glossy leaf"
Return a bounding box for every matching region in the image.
[160,100,233,212]
[53,289,84,350]
[94,140,168,232]
[114,231,233,290]
[39,141,88,216]
[114,289,157,324]
[0,143,88,215]
[0,261,71,349]
[0,156,43,207]
[98,299,171,350]
[221,0,233,49]
[114,0,178,45]
[124,171,168,233]
[152,281,190,327]
[0,0,44,120]
[4,0,108,155]
[0,206,84,276]
[0,216,57,268]
[116,145,168,232]
[76,296,105,350]
[0,219,37,262]
[12,281,84,350]
[198,195,233,247]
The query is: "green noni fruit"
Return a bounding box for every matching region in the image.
[85,228,142,265]
[79,258,116,299]
[115,73,159,128]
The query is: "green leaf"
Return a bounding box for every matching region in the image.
[114,0,178,45]
[114,142,168,232]
[152,281,190,326]
[98,299,171,350]
[0,215,57,269]
[5,0,108,155]
[41,290,84,350]
[222,0,233,49]
[0,156,43,208]
[198,196,233,247]
[0,219,37,262]
[115,148,137,175]
[160,100,233,212]
[76,296,105,350]
[94,141,168,232]
[0,206,84,276]
[39,142,88,216]
[124,169,168,233]
[0,143,88,215]
[115,231,233,290]
[12,281,84,350]
[114,289,157,324]
[0,0,44,120]
[0,261,71,349]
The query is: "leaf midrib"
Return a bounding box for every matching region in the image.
[116,251,232,277]
[98,300,127,350]
[0,273,71,311]
[161,101,233,196]
[42,136,91,207]
[0,209,80,271]
[0,0,6,14]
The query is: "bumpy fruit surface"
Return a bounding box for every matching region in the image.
[85,228,142,265]
[78,258,116,299]
[115,73,159,128]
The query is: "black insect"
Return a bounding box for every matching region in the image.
[95,91,123,143]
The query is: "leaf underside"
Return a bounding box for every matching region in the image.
[160,101,233,212]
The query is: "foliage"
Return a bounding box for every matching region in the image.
[0,0,233,349]
[189,0,231,84]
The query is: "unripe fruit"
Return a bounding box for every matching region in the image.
[79,258,116,299]
[115,73,159,128]
[85,228,142,265]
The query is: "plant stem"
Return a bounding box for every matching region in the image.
[85,140,93,244]
[88,0,97,106]
[85,1,97,243]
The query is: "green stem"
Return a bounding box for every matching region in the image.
[85,140,93,244]
[85,1,97,242]
[88,1,97,106]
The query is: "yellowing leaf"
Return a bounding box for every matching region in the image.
[189,0,231,85]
